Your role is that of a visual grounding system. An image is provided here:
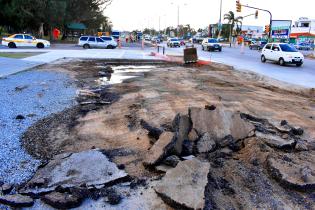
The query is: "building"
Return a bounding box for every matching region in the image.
[290,17,315,44]
[240,25,264,39]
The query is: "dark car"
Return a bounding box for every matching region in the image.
[179,39,186,46]
[249,41,267,50]
[295,43,312,51]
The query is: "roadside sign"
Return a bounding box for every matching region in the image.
[271,20,292,39]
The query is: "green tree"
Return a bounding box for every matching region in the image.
[224,11,243,43]
[0,0,113,36]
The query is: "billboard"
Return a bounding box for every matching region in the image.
[271,20,292,39]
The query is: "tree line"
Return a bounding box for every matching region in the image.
[0,0,113,36]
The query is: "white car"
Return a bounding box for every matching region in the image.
[78,36,117,49]
[167,38,180,48]
[261,43,304,67]
[201,38,222,52]
[1,34,50,48]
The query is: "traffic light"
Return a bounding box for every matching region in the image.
[265,25,270,33]
[255,10,258,19]
[236,0,242,12]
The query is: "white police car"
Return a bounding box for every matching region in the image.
[2,34,50,48]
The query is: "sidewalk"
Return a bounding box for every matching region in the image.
[0,48,160,78]
[0,57,44,77]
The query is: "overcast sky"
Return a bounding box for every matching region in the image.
[105,0,314,31]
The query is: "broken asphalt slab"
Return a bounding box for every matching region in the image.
[189,107,255,143]
[22,149,128,194]
[154,158,210,210]
[267,152,315,191]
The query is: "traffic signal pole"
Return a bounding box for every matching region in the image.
[240,4,273,39]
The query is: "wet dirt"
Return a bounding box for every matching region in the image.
[20,58,315,209]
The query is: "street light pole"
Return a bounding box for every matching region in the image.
[177,5,180,27]
[159,16,161,32]
[218,0,223,38]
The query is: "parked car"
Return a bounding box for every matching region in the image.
[78,36,117,49]
[151,36,162,44]
[249,41,267,50]
[1,34,50,48]
[261,43,304,67]
[144,35,151,41]
[167,38,180,47]
[295,43,312,51]
[201,38,222,51]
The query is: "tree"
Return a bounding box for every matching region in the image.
[224,11,243,43]
[0,0,113,36]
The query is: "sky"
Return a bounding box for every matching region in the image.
[105,0,314,31]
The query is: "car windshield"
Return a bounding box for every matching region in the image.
[208,39,218,43]
[280,44,298,52]
[171,39,178,41]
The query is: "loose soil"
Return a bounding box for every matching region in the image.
[22,58,315,209]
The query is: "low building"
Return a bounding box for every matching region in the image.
[290,17,315,44]
[240,25,264,39]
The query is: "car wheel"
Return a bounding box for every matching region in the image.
[219,48,222,52]
[279,58,285,66]
[83,44,90,49]
[249,46,252,50]
[261,55,266,63]
[107,45,113,49]
[8,42,16,48]
[36,43,44,48]
[296,63,302,67]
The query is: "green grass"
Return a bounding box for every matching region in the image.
[0,52,44,59]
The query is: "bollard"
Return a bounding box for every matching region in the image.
[142,39,144,50]
[118,38,122,49]
[157,46,160,53]
[240,41,245,54]
[163,47,165,55]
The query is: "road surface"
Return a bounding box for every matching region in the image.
[162,43,315,88]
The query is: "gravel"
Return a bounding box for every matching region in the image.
[0,69,76,185]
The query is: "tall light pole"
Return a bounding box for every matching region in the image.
[177,5,180,27]
[218,0,223,38]
[171,2,187,27]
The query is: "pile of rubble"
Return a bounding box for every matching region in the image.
[141,105,315,209]
[1,105,314,209]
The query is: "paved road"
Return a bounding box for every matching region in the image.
[162,44,315,88]
[1,42,314,87]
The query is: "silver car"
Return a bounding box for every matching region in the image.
[78,36,117,49]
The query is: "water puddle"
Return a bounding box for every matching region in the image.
[96,65,156,86]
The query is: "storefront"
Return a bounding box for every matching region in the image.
[290,32,315,44]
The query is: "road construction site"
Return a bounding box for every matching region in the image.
[0,57,315,209]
